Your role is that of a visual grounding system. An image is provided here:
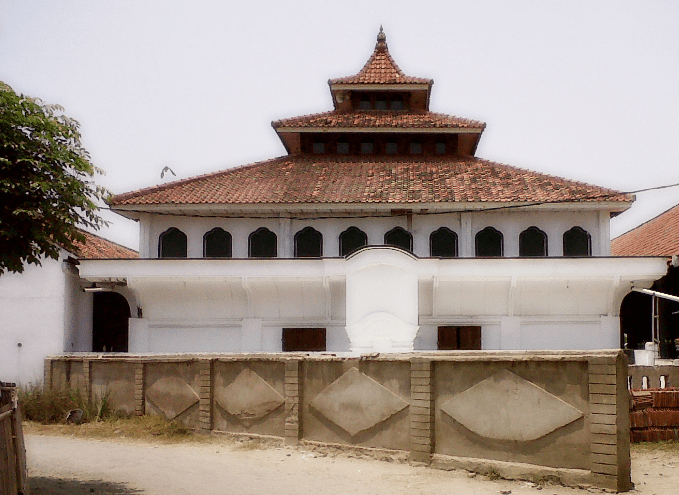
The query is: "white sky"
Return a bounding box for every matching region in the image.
[2,1,678,250]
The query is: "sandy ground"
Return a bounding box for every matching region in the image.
[24,433,678,495]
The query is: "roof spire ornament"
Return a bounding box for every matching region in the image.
[376,25,387,51]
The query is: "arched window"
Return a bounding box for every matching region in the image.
[203,228,232,258]
[384,227,413,252]
[519,226,548,257]
[339,227,367,256]
[249,228,277,258]
[475,227,503,257]
[430,227,458,257]
[158,227,187,258]
[294,227,323,258]
[563,226,591,257]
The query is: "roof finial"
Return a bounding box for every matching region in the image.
[377,25,386,43]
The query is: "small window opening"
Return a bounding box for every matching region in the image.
[627,376,632,391]
[386,142,398,155]
[642,376,649,389]
[410,142,423,154]
[294,227,323,258]
[384,227,413,252]
[375,99,387,110]
[660,375,668,389]
[438,326,482,350]
[475,227,503,257]
[390,99,403,110]
[249,227,277,258]
[435,142,446,155]
[312,142,325,154]
[203,228,232,258]
[361,142,374,154]
[337,141,349,154]
[359,97,371,110]
[340,227,368,256]
[563,226,591,257]
[519,226,548,257]
[430,227,458,257]
[282,328,326,352]
[159,227,187,258]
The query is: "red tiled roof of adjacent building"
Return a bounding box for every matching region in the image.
[329,28,432,86]
[612,204,679,256]
[111,155,631,208]
[71,230,139,259]
[272,110,485,130]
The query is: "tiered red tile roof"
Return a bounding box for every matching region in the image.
[612,204,679,256]
[273,110,484,130]
[71,230,139,259]
[111,156,631,207]
[329,27,431,86]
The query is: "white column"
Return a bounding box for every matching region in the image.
[461,212,472,257]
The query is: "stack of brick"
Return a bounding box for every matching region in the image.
[630,388,679,442]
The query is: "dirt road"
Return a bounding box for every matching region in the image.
[25,433,678,494]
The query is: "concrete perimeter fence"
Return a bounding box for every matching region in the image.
[45,350,631,492]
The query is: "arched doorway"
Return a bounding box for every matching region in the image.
[619,291,652,351]
[93,292,130,352]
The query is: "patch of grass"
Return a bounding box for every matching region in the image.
[486,468,502,481]
[24,415,204,444]
[19,384,113,424]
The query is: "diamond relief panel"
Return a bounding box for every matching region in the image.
[310,367,408,437]
[440,369,583,442]
[215,368,284,421]
[146,376,199,420]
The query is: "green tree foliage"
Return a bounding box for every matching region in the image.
[0,82,107,274]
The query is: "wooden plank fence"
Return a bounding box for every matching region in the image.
[0,382,28,495]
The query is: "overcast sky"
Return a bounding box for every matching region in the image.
[2,1,678,250]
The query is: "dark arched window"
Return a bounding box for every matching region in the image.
[339,227,367,256]
[384,227,413,252]
[430,227,458,257]
[475,227,503,257]
[294,227,323,258]
[563,227,591,257]
[249,228,277,258]
[519,226,548,257]
[159,227,187,258]
[203,228,232,258]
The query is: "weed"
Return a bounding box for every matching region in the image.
[486,468,502,481]
[19,383,114,424]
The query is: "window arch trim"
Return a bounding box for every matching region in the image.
[248,227,277,258]
[430,227,458,257]
[294,226,323,258]
[519,226,548,257]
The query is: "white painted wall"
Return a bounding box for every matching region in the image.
[144,208,606,259]
[0,251,74,385]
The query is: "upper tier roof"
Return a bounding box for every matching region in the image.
[111,155,631,209]
[272,110,485,131]
[329,27,432,86]
[612,204,679,256]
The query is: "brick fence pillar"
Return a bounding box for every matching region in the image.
[134,361,145,416]
[82,359,92,402]
[44,358,53,389]
[284,359,302,445]
[588,352,632,492]
[410,357,434,464]
[198,359,213,432]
